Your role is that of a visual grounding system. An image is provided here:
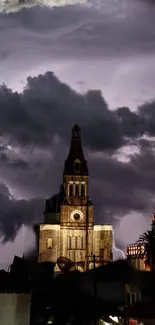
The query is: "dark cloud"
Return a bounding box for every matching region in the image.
[1,0,155,112]
[0,72,155,152]
[1,0,155,63]
[0,71,155,252]
[116,106,145,138]
[89,143,155,216]
[0,182,44,243]
[1,75,120,150]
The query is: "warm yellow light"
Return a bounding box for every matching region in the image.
[109,316,119,322]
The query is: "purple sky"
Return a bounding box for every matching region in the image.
[0,0,155,267]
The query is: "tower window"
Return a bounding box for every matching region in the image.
[81,237,84,249]
[75,162,80,171]
[74,159,81,173]
[81,184,85,196]
[68,237,71,250]
[75,184,79,196]
[46,238,53,249]
[72,237,76,249]
[69,184,73,196]
[77,236,84,249]
[74,213,80,221]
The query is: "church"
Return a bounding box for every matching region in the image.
[36,125,113,272]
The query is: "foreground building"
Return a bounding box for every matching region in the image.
[0,257,31,325]
[126,243,146,271]
[0,292,30,325]
[126,214,155,272]
[36,125,113,272]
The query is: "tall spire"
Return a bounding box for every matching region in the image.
[72,124,81,140]
[63,125,88,176]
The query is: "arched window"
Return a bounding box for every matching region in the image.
[75,162,79,170]
[75,184,79,196]
[74,159,81,173]
[81,184,85,196]
[69,184,73,196]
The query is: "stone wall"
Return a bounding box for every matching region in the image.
[127,257,146,271]
[93,225,113,265]
[60,225,93,264]
[38,223,113,270]
[61,204,94,224]
[38,224,60,263]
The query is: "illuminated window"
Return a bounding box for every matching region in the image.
[68,237,71,249]
[72,237,76,249]
[100,239,104,250]
[68,236,84,250]
[127,243,145,258]
[77,237,80,249]
[46,238,53,249]
[77,236,84,249]
[81,237,84,249]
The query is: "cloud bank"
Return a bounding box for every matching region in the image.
[1,0,155,111]
[0,72,155,151]
[0,71,155,255]
[0,0,87,13]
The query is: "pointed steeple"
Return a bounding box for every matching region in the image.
[72,124,81,140]
[63,125,88,176]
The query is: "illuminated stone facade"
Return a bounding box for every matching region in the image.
[126,243,146,271]
[126,213,155,271]
[37,125,113,272]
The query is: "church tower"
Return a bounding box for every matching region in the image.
[37,125,113,272]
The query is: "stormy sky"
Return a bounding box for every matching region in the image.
[0,0,155,267]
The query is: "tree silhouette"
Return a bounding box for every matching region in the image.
[137,230,155,270]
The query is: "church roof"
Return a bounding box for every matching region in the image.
[44,185,66,214]
[63,125,88,176]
